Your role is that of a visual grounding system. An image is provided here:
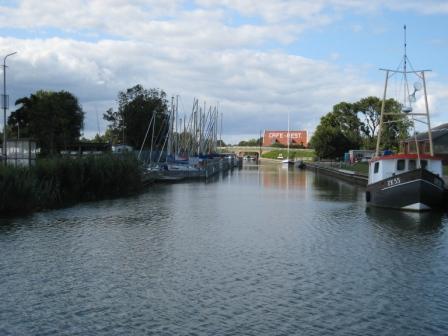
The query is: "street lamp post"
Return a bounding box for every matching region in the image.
[2,51,17,163]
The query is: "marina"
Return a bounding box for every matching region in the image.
[1,162,448,335]
[142,154,242,184]
[138,97,242,183]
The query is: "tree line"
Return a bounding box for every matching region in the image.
[309,96,410,159]
[5,84,170,156]
[7,90,84,155]
[6,87,408,159]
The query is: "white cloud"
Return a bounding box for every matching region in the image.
[384,0,448,14]
[195,0,327,23]
[0,0,447,143]
[0,35,382,142]
[2,0,448,34]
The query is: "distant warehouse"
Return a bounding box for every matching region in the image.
[263,130,308,147]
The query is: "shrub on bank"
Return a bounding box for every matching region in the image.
[0,154,142,214]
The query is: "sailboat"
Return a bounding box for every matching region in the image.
[365,26,445,211]
[282,112,294,166]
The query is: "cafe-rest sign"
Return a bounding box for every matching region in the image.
[263,130,308,146]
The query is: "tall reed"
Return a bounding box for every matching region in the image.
[0,154,142,215]
[0,165,36,213]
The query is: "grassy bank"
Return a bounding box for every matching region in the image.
[0,154,142,215]
[339,162,369,175]
[261,149,315,160]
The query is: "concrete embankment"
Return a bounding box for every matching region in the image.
[305,162,368,187]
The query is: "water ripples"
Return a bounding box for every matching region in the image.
[1,164,448,335]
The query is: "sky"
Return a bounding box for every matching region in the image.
[0,0,447,144]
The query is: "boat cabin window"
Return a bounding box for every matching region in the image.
[374,162,379,173]
[408,160,416,170]
[421,160,428,169]
[396,159,405,171]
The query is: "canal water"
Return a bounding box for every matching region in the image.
[1,162,448,335]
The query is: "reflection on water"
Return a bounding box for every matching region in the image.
[311,172,363,203]
[257,162,308,190]
[1,161,448,335]
[366,206,444,234]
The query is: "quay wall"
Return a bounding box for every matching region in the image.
[305,162,368,187]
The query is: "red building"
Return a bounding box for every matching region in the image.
[263,130,308,147]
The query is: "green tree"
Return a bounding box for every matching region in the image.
[311,97,412,159]
[92,133,108,143]
[79,133,109,143]
[8,91,84,154]
[238,137,262,146]
[103,85,169,149]
[216,139,226,147]
[322,102,362,146]
[354,96,410,150]
[354,96,382,145]
[8,97,31,138]
[310,124,356,159]
[310,101,362,158]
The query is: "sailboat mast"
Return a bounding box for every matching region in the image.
[287,111,290,158]
[138,112,155,162]
[167,96,174,157]
[220,109,223,148]
[175,95,179,157]
[149,110,156,166]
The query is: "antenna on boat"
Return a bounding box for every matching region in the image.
[403,25,407,74]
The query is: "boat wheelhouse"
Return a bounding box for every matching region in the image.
[366,154,444,210]
[368,154,443,185]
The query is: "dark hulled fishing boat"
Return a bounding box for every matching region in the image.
[365,26,445,211]
[366,154,444,210]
